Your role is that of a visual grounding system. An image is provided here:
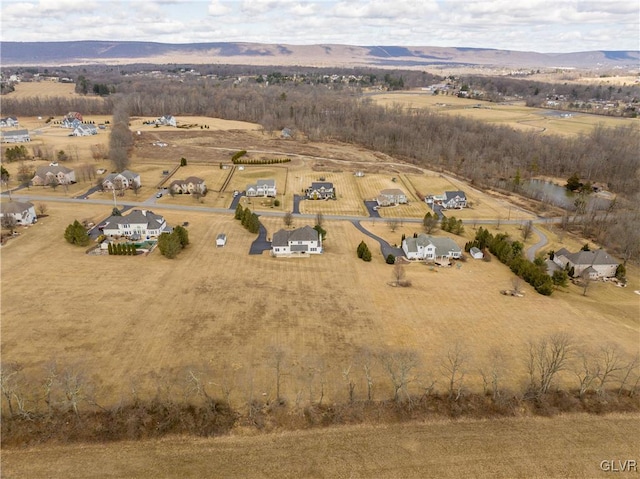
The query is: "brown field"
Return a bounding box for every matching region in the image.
[370,92,640,137]
[2,414,638,478]
[5,81,83,99]
[2,199,638,409]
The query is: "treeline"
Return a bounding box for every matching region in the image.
[2,333,638,446]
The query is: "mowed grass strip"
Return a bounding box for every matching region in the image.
[2,414,638,478]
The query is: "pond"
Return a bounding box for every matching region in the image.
[520,179,611,211]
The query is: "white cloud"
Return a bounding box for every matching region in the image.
[208,0,232,16]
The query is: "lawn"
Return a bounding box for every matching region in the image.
[2,414,638,478]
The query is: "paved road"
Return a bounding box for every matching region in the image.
[351,220,405,259]
[249,220,271,255]
[526,225,549,261]
[292,195,304,214]
[363,200,380,218]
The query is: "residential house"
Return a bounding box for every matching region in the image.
[72,124,97,136]
[553,248,619,279]
[32,165,76,185]
[62,118,82,129]
[441,191,467,209]
[376,188,407,206]
[305,182,335,200]
[246,179,276,197]
[402,234,462,262]
[1,129,30,143]
[102,170,141,191]
[169,176,207,195]
[272,225,322,256]
[156,115,177,127]
[65,111,83,122]
[0,117,19,127]
[216,233,227,247]
[0,201,37,225]
[470,247,484,259]
[101,209,169,239]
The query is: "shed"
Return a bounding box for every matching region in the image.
[470,247,484,259]
[216,233,227,247]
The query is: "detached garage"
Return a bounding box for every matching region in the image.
[216,233,227,247]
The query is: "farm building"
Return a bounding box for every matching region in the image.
[170,177,207,195]
[71,124,97,136]
[216,234,227,247]
[102,170,141,191]
[101,209,169,239]
[65,112,83,122]
[470,247,484,259]
[156,115,177,127]
[553,248,619,279]
[377,188,407,206]
[402,234,462,262]
[272,225,322,256]
[1,129,30,143]
[305,182,335,200]
[246,179,276,197]
[32,165,76,185]
[0,201,37,225]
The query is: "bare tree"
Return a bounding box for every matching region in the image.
[378,349,419,402]
[342,364,356,404]
[521,220,533,241]
[422,213,438,233]
[0,362,22,418]
[36,203,48,217]
[283,211,294,229]
[386,218,400,232]
[61,367,86,417]
[526,332,573,397]
[315,212,324,228]
[511,277,523,295]
[574,348,600,398]
[1,215,17,234]
[268,346,287,403]
[392,262,410,287]
[357,349,376,402]
[618,354,640,397]
[479,347,507,400]
[441,342,469,400]
[595,344,625,396]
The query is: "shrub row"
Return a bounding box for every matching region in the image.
[108,243,137,255]
[234,204,260,234]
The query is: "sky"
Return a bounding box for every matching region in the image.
[1,0,638,53]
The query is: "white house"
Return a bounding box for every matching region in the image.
[216,233,227,247]
[1,129,30,143]
[553,248,619,279]
[246,179,276,197]
[470,247,484,259]
[101,209,169,239]
[102,170,141,191]
[402,234,462,262]
[0,201,37,225]
[32,165,76,185]
[0,117,19,127]
[377,188,407,206]
[441,191,467,209]
[72,124,97,136]
[62,118,82,129]
[156,115,177,127]
[305,182,335,200]
[169,176,207,195]
[272,225,322,256]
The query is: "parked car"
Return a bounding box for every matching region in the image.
[156,192,163,198]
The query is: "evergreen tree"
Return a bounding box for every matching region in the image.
[234,203,244,220]
[108,243,113,255]
[64,220,90,246]
[357,241,367,258]
[362,248,372,262]
[173,225,189,247]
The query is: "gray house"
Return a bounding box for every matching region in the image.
[272,225,322,256]
[305,182,335,200]
[553,248,619,279]
[1,129,30,143]
[0,201,37,225]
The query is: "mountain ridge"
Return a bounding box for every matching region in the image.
[2,41,638,70]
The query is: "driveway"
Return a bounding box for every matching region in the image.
[249,219,271,255]
[74,185,101,199]
[430,203,445,219]
[292,195,304,214]
[229,193,244,210]
[526,225,549,261]
[351,220,404,259]
[363,200,380,218]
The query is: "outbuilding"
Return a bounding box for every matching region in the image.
[470,247,484,259]
[216,233,227,247]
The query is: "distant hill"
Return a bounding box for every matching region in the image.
[1,41,638,70]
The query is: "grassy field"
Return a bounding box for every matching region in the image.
[5,81,85,99]
[2,200,638,408]
[2,413,638,478]
[370,92,640,137]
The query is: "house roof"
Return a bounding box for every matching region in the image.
[470,247,482,255]
[1,201,33,214]
[272,226,318,247]
[309,182,334,190]
[380,188,405,196]
[104,170,139,182]
[34,165,73,176]
[103,209,165,231]
[405,234,461,257]
[216,233,226,240]
[1,129,29,138]
[560,249,619,267]
[444,190,466,201]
